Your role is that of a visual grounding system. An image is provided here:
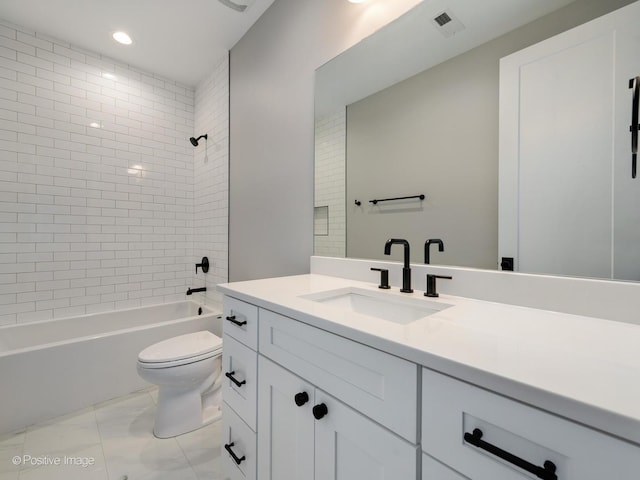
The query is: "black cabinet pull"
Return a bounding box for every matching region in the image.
[312,403,328,420]
[225,371,246,388]
[225,315,247,327]
[224,442,246,465]
[464,429,557,480]
[294,391,309,406]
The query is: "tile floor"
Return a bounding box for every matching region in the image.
[0,388,222,480]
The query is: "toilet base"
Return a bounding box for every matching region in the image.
[202,404,222,425]
[152,369,222,439]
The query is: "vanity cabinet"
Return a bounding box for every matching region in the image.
[221,293,640,480]
[257,356,417,480]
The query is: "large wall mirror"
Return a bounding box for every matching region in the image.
[314,0,638,281]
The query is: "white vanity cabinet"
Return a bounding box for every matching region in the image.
[221,292,640,480]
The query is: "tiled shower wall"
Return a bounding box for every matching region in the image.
[190,56,229,307]
[0,20,227,325]
[314,108,346,257]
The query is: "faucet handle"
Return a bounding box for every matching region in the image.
[370,268,390,289]
[196,256,209,274]
[425,274,452,298]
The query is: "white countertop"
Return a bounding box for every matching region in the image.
[217,274,640,446]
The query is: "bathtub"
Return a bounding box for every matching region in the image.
[0,301,221,434]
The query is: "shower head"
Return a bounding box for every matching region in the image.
[190,134,208,147]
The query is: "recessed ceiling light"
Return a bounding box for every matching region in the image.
[112,31,133,45]
[348,0,367,3]
[89,122,101,129]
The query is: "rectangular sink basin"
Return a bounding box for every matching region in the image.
[301,287,451,325]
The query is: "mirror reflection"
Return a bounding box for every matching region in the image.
[314,0,638,281]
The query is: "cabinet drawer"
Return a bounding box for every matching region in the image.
[421,368,640,480]
[223,296,258,350]
[259,308,418,443]
[222,402,257,480]
[222,335,258,430]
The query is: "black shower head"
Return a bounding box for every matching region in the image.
[190,134,208,147]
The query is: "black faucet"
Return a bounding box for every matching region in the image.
[384,238,413,293]
[424,239,444,264]
[186,287,207,295]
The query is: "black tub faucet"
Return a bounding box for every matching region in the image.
[186,287,207,295]
[384,238,413,293]
[424,239,444,264]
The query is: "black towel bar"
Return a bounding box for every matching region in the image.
[369,194,425,205]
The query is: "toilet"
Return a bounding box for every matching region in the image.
[137,330,223,438]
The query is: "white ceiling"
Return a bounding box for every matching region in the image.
[316,0,576,116]
[0,0,275,87]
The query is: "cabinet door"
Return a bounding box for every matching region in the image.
[257,356,314,480]
[499,1,640,280]
[314,390,418,480]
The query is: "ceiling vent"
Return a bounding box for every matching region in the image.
[432,9,465,38]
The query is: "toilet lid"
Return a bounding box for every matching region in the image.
[138,331,222,364]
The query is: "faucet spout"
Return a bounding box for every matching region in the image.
[424,239,444,264]
[383,238,413,293]
[186,287,207,295]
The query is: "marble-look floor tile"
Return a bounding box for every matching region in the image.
[1,387,222,480]
[176,421,222,480]
[0,430,25,480]
[95,391,156,441]
[101,435,198,480]
[23,409,101,459]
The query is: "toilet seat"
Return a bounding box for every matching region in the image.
[138,331,222,369]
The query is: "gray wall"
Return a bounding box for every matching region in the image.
[345,0,634,267]
[346,49,498,268]
[228,0,420,281]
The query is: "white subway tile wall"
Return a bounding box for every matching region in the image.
[314,108,346,257]
[190,56,229,307]
[0,20,229,325]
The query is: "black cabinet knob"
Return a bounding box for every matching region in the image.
[294,391,309,407]
[312,403,328,420]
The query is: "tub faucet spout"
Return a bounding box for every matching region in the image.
[186,287,207,295]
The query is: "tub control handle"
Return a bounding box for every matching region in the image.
[464,428,557,480]
[224,442,246,465]
[225,315,247,327]
[225,371,246,388]
[195,256,209,274]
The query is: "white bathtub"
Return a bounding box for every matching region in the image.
[0,301,221,434]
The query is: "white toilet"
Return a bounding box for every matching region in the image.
[137,330,223,438]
